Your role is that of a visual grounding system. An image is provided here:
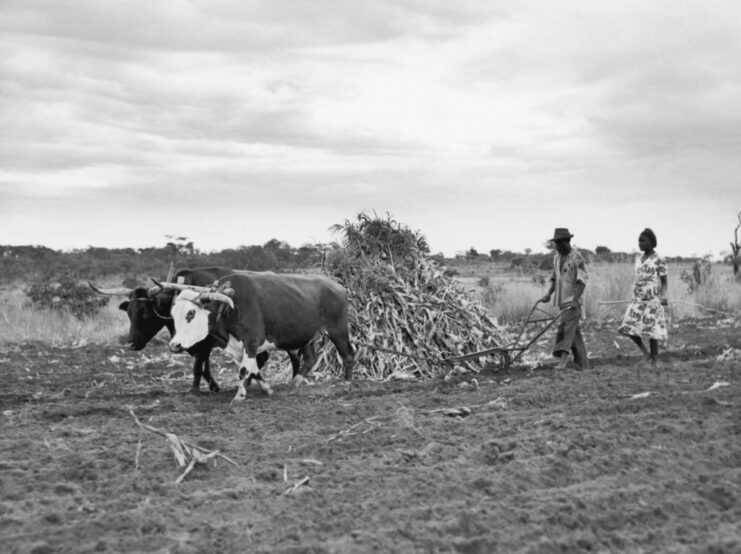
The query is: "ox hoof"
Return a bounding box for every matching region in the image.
[288,375,305,394]
[231,385,248,404]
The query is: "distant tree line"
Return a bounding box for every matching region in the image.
[0,238,723,286]
[452,245,709,273]
[0,239,326,285]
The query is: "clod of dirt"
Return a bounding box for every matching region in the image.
[480,440,517,465]
[28,541,54,554]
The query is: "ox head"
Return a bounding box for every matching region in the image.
[89,281,174,350]
[88,263,177,349]
[167,287,235,353]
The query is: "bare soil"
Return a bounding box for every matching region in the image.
[1,318,740,553]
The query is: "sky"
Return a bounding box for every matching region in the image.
[1,1,740,259]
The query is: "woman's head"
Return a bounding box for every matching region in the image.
[639,228,657,251]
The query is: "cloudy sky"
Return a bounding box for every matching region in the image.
[1,0,740,258]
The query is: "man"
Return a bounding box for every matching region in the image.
[541,228,589,370]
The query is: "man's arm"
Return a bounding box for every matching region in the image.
[568,281,586,309]
[541,280,555,303]
[566,253,588,310]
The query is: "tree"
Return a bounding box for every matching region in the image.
[465,247,479,261]
[595,245,613,263]
[164,235,195,257]
[731,211,741,279]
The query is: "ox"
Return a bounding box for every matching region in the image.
[89,267,300,393]
[165,272,354,401]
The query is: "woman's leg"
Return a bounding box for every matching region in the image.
[649,339,659,366]
[630,335,650,358]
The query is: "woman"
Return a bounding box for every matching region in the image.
[618,228,668,367]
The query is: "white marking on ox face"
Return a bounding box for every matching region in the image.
[169,290,210,351]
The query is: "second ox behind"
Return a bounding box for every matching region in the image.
[165,271,354,401]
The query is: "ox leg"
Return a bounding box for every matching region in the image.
[187,338,219,394]
[201,356,220,393]
[300,343,317,377]
[233,353,272,402]
[329,331,355,382]
[289,351,301,379]
[287,348,306,392]
[253,374,273,395]
[190,355,204,394]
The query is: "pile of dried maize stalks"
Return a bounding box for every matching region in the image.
[312,213,512,379]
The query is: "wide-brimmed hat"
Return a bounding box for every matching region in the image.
[551,228,574,241]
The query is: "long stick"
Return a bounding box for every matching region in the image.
[598,299,738,317]
[598,300,652,305]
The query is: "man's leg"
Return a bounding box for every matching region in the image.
[553,309,579,368]
[571,324,589,370]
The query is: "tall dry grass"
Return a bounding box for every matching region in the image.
[0,285,129,346]
[479,263,741,323]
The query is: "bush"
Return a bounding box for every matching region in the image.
[25,277,110,319]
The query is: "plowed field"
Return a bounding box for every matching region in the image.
[1,319,740,553]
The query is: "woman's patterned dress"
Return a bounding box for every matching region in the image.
[617,252,668,341]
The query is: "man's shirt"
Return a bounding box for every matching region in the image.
[550,247,588,309]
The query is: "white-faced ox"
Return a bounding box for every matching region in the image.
[167,272,354,401]
[89,267,300,394]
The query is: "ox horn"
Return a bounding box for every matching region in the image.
[166,261,174,282]
[150,278,210,293]
[198,292,235,309]
[88,282,132,296]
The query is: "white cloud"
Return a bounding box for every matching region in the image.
[1,1,740,257]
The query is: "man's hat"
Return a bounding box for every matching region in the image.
[551,228,574,241]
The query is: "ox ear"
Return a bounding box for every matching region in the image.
[119,301,130,311]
